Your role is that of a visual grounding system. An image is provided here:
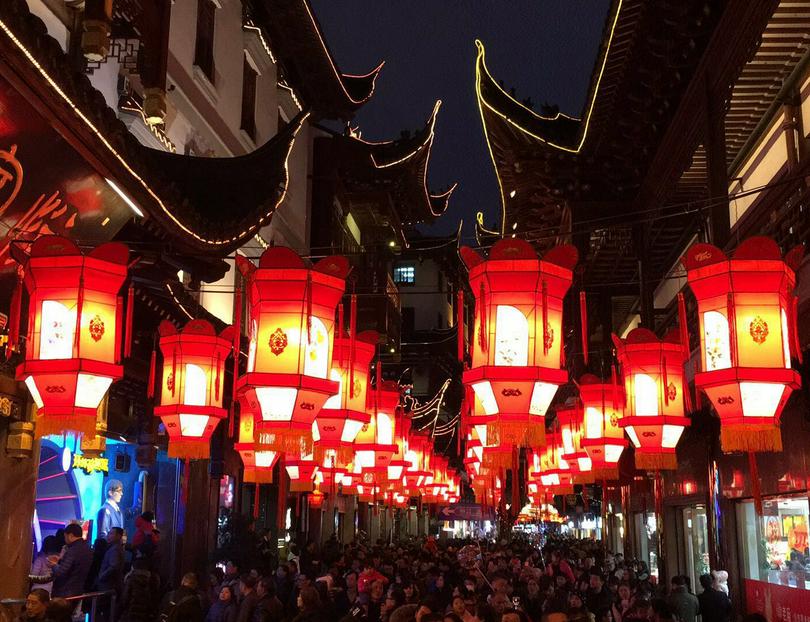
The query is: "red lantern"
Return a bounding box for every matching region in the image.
[683,237,803,452]
[461,239,577,449]
[556,402,594,483]
[540,431,575,495]
[404,430,432,493]
[235,247,349,452]
[308,489,325,509]
[235,409,280,483]
[17,236,128,437]
[613,328,690,470]
[353,380,401,483]
[313,331,374,463]
[154,320,233,459]
[286,450,319,493]
[577,374,627,479]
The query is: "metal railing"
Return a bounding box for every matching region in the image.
[1,589,116,621]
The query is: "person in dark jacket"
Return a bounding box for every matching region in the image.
[96,528,125,593]
[206,585,238,622]
[292,586,324,622]
[47,523,93,598]
[587,573,614,614]
[18,588,49,621]
[697,573,731,622]
[119,558,160,622]
[160,573,204,622]
[254,576,284,622]
[236,575,259,622]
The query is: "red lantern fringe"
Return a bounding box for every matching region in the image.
[146,346,156,399]
[168,439,210,460]
[35,413,97,439]
[349,294,357,398]
[244,469,275,485]
[634,452,677,471]
[254,428,313,454]
[124,283,134,358]
[485,421,545,448]
[748,451,764,516]
[721,424,782,453]
[313,444,354,465]
[230,287,242,438]
[580,290,588,366]
[7,268,22,360]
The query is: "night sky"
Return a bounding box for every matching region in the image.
[310,1,611,238]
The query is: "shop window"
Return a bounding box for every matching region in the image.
[194,0,216,83]
[738,496,810,588]
[394,264,415,285]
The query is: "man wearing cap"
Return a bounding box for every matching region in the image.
[97,480,124,539]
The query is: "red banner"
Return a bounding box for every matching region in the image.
[745,579,810,620]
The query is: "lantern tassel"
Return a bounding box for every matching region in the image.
[349,294,357,399]
[168,441,209,460]
[124,282,134,358]
[721,424,782,453]
[677,292,689,359]
[635,452,677,471]
[7,268,22,360]
[457,289,465,364]
[478,282,487,352]
[749,451,763,516]
[792,295,803,364]
[542,280,549,356]
[230,287,242,438]
[146,346,156,399]
[74,274,84,357]
[580,290,589,366]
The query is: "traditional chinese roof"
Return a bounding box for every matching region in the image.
[314,101,455,241]
[249,0,383,121]
[474,0,784,288]
[0,0,306,263]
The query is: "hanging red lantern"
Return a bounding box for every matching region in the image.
[285,450,319,493]
[308,488,325,509]
[315,449,348,489]
[235,409,280,483]
[313,331,374,463]
[682,237,803,452]
[154,319,233,459]
[461,239,577,449]
[577,373,627,479]
[613,328,690,470]
[235,247,349,452]
[352,380,401,484]
[540,431,575,495]
[16,236,129,437]
[556,402,594,484]
[404,430,433,493]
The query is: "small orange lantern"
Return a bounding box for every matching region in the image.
[17,236,129,437]
[577,374,627,479]
[313,331,374,463]
[154,320,233,459]
[556,402,594,483]
[235,409,280,483]
[461,239,576,450]
[404,430,432,494]
[308,488,325,509]
[613,328,690,470]
[235,247,349,452]
[285,450,319,493]
[353,380,401,483]
[682,237,803,452]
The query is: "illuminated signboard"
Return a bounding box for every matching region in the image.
[72,454,109,474]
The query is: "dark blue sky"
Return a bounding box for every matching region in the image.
[310,2,611,237]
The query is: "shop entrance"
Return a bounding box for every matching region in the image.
[681,505,710,590]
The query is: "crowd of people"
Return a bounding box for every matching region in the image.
[14,520,764,622]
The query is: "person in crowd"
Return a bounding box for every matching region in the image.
[255,575,285,622]
[206,585,237,622]
[222,561,241,591]
[587,572,613,613]
[43,598,72,622]
[34,523,93,599]
[160,572,204,622]
[119,557,160,622]
[293,586,324,622]
[96,527,125,593]
[697,573,731,622]
[97,480,125,540]
[30,537,60,594]
[131,511,159,560]
[666,574,699,622]
[236,574,259,622]
[18,588,49,622]
[567,591,593,622]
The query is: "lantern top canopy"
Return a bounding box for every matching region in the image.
[25,236,130,265]
[460,238,579,273]
[681,236,804,273]
[158,318,235,342]
[237,246,352,280]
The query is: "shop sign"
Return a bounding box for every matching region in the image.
[72,454,109,474]
[745,579,810,621]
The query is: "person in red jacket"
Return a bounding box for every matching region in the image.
[132,512,159,558]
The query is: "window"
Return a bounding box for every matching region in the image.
[393,264,415,285]
[241,55,258,140]
[194,0,216,82]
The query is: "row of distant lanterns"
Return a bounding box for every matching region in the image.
[10,237,459,510]
[9,233,803,514]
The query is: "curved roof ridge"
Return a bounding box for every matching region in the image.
[367,100,442,168]
[428,182,458,217]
